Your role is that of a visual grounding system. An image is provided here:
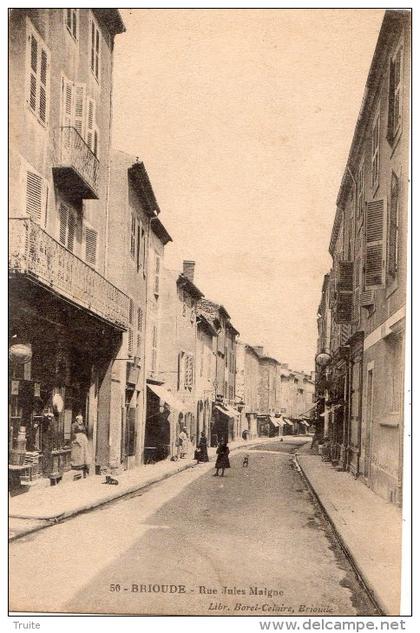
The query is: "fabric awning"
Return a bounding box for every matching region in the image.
[214,404,236,419]
[147,384,188,412]
[223,404,240,417]
[300,420,310,427]
[283,418,293,425]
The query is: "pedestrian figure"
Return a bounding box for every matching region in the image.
[178,427,189,459]
[196,431,209,463]
[71,421,91,478]
[214,442,230,477]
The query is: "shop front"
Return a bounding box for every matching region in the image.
[9,278,125,494]
[145,382,188,462]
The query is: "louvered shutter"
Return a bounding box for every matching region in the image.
[388,174,399,276]
[84,226,97,266]
[59,203,68,245]
[73,83,85,137]
[39,47,48,124]
[61,76,73,128]
[365,199,386,288]
[335,261,353,324]
[29,34,38,112]
[25,170,44,224]
[67,210,76,252]
[86,98,96,151]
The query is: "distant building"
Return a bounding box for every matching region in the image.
[198,299,240,446]
[235,342,260,439]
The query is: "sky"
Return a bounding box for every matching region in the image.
[111,8,384,373]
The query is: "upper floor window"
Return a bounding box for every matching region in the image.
[371,109,380,192]
[387,43,403,144]
[84,223,98,268]
[129,213,136,259]
[22,161,48,226]
[58,202,78,253]
[26,19,50,126]
[154,254,161,295]
[387,172,399,279]
[61,77,99,158]
[357,160,365,220]
[65,9,78,40]
[89,12,101,83]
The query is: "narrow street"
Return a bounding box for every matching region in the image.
[9,439,378,616]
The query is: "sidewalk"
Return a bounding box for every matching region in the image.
[9,435,282,541]
[296,445,402,616]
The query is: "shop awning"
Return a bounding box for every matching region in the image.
[300,420,310,427]
[223,404,240,417]
[214,404,235,419]
[283,418,293,425]
[147,384,188,412]
[269,416,281,428]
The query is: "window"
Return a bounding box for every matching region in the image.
[387,43,403,142]
[365,199,386,288]
[371,109,380,191]
[152,326,158,372]
[86,97,99,157]
[65,9,78,40]
[61,77,98,156]
[387,172,399,278]
[128,299,134,358]
[154,254,161,295]
[357,160,365,220]
[137,308,143,355]
[84,224,98,267]
[89,12,101,82]
[22,163,48,225]
[26,20,50,126]
[130,213,136,258]
[58,202,77,252]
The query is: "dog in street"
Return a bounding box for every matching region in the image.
[242,454,249,468]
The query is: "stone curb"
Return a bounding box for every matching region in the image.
[9,440,270,542]
[294,452,387,616]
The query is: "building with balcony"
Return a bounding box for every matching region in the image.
[316,10,410,505]
[9,9,126,490]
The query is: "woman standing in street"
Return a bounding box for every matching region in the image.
[71,421,91,478]
[214,442,230,477]
[197,431,209,463]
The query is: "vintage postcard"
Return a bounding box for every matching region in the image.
[8,7,411,620]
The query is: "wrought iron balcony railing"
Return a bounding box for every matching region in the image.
[53,127,100,199]
[9,218,129,330]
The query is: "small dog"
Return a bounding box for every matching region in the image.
[242,454,249,468]
[103,475,119,485]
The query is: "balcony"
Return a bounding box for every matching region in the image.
[53,127,100,199]
[9,218,129,330]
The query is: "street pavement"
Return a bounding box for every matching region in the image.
[9,439,378,616]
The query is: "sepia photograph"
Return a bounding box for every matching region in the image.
[8,6,411,619]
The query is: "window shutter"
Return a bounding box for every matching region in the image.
[128,328,134,357]
[29,34,38,112]
[39,48,48,123]
[388,174,399,277]
[59,203,68,245]
[93,125,99,158]
[137,307,143,332]
[86,97,96,151]
[25,170,43,223]
[365,199,386,288]
[84,226,97,266]
[61,76,73,128]
[67,210,76,252]
[335,261,354,324]
[73,83,85,137]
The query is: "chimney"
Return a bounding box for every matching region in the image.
[183,260,195,283]
[254,346,264,356]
